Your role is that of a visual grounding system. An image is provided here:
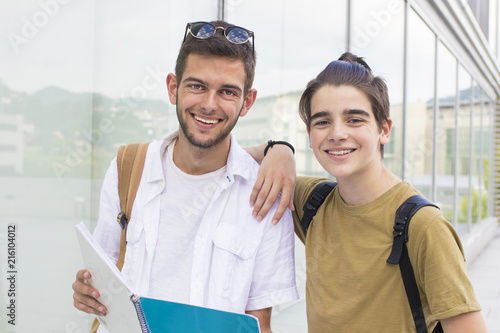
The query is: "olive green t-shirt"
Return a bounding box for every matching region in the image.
[293,177,481,333]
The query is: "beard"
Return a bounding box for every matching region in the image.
[177,103,243,150]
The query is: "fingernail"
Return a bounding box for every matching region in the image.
[272,219,278,225]
[249,201,254,207]
[256,215,263,222]
[92,291,99,299]
[99,306,107,315]
[252,211,257,218]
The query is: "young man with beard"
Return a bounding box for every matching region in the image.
[72,20,298,333]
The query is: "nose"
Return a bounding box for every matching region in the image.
[200,90,218,112]
[327,121,348,142]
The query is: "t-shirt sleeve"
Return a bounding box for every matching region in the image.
[292,176,333,244]
[410,210,481,321]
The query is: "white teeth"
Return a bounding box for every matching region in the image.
[328,149,354,156]
[194,115,218,124]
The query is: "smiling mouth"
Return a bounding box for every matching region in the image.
[193,114,220,124]
[327,149,355,156]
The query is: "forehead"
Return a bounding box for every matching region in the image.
[183,54,246,87]
[311,85,373,116]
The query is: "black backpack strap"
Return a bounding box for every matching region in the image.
[300,182,337,233]
[386,195,442,333]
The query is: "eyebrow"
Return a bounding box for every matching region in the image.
[182,76,243,94]
[310,109,371,121]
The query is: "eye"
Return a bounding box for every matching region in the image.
[312,119,330,127]
[221,89,237,97]
[189,84,203,90]
[347,118,365,124]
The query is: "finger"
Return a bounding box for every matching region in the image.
[287,190,295,212]
[255,184,281,222]
[250,175,265,207]
[271,186,294,225]
[76,269,91,282]
[73,280,108,315]
[252,179,273,218]
[73,295,107,316]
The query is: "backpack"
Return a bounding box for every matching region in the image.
[91,142,150,333]
[300,181,443,333]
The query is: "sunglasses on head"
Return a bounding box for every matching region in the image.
[183,21,254,54]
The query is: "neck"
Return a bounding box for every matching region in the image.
[337,165,401,206]
[172,133,230,175]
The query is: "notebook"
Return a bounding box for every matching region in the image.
[75,222,260,333]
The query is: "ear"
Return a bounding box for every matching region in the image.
[166,73,178,105]
[379,117,392,145]
[239,88,257,118]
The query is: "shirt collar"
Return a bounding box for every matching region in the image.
[146,130,255,183]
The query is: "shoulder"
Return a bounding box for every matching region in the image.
[295,176,335,209]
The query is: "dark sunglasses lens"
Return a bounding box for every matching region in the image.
[190,23,215,39]
[225,27,250,44]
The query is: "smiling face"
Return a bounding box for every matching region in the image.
[167,53,256,150]
[308,85,391,183]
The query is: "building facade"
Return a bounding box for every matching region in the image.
[0,0,498,332]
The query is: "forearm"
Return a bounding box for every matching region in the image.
[440,311,487,332]
[244,144,267,164]
[246,307,272,333]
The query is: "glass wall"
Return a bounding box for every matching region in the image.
[457,65,472,230]
[228,0,347,178]
[405,9,436,198]
[436,42,457,222]
[0,1,497,332]
[351,0,405,177]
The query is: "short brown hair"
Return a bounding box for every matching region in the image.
[299,52,390,155]
[175,20,256,95]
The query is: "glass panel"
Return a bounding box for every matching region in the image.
[228,1,347,329]
[0,2,95,332]
[91,0,218,208]
[456,65,471,232]
[227,0,347,177]
[435,42,457,223]
[405,10,436,199]
[351,0,405,177]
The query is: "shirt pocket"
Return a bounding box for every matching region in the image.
[211,223,261,300]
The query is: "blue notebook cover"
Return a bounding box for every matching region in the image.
[134,296,260,333]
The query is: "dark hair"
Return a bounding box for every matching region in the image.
[175,20,256,95]
[299,52,390,155]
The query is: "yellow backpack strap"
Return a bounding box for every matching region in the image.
[115,142,149,271]
[90,142,149,333]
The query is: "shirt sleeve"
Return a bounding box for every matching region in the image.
[92,158,122,264]
[410,210,481,321]
[245,207,299,311]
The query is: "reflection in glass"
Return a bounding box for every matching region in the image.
[351,0,404,177]
[405,9,435,198]
[227,0,347,177]
[456,65,471,230]
[435,42,457,223]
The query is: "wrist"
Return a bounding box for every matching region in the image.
[264,140,295,156]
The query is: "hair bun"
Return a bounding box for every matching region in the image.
[338,52,372,73]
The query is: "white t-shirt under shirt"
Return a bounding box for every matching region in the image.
[149,140,227,303]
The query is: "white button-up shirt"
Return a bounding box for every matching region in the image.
[93,131,298,325]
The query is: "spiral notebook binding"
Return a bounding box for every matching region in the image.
[131,294,151,333]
